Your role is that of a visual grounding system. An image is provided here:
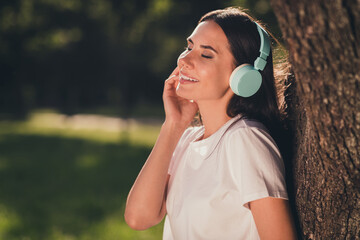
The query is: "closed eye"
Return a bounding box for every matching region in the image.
[184,46,213,59]
[201,55,212,59]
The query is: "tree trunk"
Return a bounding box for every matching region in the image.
[270,0,360,239]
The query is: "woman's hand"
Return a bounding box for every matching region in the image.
[163,67,198,128]
[125,67,197,230]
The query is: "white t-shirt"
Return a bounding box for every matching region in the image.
[163,114,288,240]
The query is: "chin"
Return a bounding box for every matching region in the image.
[175,84,188,96]
[175,87,197,100]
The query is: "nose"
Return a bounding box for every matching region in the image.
[177,51,194,70]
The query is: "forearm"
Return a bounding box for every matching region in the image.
[124,121,186,230]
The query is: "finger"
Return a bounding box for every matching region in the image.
[165,78,177,92]
[166,72,180,83]
[165,74,178,82]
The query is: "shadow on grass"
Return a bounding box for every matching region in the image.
[0,133,152,239]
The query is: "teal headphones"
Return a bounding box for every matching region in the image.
[229,22,270,97]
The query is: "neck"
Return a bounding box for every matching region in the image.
[196,91,234,139]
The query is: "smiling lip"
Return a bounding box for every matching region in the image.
[179,72,199,84]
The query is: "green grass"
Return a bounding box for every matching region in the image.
[0,113,164,240]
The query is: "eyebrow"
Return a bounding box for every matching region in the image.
[187,38,218,54]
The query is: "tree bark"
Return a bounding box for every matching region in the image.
[270,0,360,239]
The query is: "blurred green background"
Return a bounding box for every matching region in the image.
[0,0,281,239]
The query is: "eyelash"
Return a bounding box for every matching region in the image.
[184,46,213,59]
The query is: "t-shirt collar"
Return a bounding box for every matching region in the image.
[189,114,242,160]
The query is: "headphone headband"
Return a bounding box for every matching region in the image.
[253,23,270,71]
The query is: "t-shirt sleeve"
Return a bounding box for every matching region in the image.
[226,127,288,209]
[168,127,194,175]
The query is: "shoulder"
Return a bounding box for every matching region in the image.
[222,117,281,158]
[225,117,271,139]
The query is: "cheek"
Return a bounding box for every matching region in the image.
[210,66,232,88]
[197,64,209,77]
[196,62,230,88]
[219,62,234,85]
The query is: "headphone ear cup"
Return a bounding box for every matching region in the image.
[229,64,262,97]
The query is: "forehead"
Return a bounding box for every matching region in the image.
[188,20,231,53]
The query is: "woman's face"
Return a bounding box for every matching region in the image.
[176,20,235,101]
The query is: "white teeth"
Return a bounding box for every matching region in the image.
[181,74,199,82]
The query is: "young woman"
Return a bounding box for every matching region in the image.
[125,7,297,240]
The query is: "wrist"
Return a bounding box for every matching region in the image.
[162,120,188,136]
